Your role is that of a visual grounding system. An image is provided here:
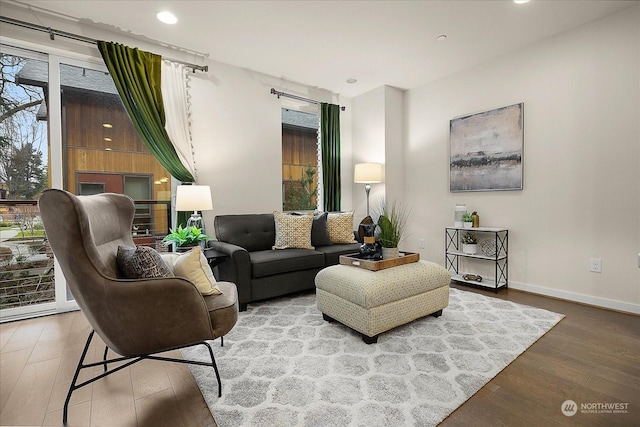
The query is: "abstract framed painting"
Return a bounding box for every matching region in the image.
[450,103,524,192]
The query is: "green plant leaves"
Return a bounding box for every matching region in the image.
[162,225,208,247]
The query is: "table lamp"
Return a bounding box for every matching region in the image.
[175,185,213,229]
[354,162,383,216]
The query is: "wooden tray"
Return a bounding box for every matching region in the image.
[339,252,420,271]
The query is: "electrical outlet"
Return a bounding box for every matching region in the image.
[590,258,602,273]
[419,239,425,249]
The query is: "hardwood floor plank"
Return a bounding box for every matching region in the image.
[164,353,217,427]
[129,358,173,400]
[135,388,186,427]
[42,399,92,427]
[0,321,18,351]
[0,357,60,426]
[0,347,30,413]
[89,368,136,427]
[1,317,47,353]
[46,343,95,413]
[29,314,74,365]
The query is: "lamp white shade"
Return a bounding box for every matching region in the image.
[354,162,383,183]
[175,185,213,212]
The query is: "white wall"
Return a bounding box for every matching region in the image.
[352,87,386,219]
[0,1,354,235]
[190,64,353,229]
[395,6,639,312]
[351,85,405,220]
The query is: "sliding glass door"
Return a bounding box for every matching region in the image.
[0,43,172,322]
[0,45,55,319]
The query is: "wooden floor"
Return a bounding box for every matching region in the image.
[0,311,216,427]
[0,285,638,426]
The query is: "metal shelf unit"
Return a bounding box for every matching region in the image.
[445,226,508,293]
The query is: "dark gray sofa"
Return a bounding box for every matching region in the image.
[207,213,361,311]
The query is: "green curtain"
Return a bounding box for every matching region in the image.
[97,41,194,183]
[320,103,341,211]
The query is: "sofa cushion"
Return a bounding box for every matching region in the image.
[214,213,275,252]
[315,243,362,266]
[250,249,325,278]
[328,211,357,244]
[273,211,314,250]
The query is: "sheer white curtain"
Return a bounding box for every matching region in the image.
[161,61,197,181]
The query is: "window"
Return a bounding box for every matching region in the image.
[78,182,105,195]
[0,44,171,321]
[0,48,52,314]
[281,108,319,211]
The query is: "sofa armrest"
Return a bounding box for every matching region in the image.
[207,240,252,306]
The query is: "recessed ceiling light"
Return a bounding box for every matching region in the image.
[514,0,530,4]
[346,78,357,84]
[104,147,112,151]
[102,123,112,128]
[157,11,177,24]
[436,34,447,41]
[103,137,112,142]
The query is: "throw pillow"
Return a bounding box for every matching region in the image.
[311,212,333,247]
[327,211,357,244]
[273,211,314,250]
[172,246,222,296]
[117,245,174,279]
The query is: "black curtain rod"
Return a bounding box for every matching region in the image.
[270,88,346,111]
[0,15,208,73]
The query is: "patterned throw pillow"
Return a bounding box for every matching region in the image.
[117,245,174,279]
[273,211,314,250]
[327,211,357,244]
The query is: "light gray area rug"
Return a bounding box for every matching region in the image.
[182,288,564,426]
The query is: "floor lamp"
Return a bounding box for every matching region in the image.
[354,162,383,217]
[175,185,213,230]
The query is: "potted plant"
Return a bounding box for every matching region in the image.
[162,225,209,252]
[374,199,410,259]
[462,212,473,228]
[461,232,478,255]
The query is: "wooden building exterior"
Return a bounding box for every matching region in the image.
[282,123,318,211]
[15,61,172,238]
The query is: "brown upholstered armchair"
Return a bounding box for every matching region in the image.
[38,189,238,425]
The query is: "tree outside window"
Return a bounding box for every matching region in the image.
[0,54,48,200]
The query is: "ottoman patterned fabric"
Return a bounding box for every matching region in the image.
[315,260,451,338]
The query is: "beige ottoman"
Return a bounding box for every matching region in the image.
[315,260,450,343]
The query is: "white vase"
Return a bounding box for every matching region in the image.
[381,247,399,259]
[463,222,473,228]
[462,244,478,255]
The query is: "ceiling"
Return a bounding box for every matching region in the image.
[9,0,639,98]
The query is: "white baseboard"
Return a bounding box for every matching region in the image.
[509,281,640,315]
